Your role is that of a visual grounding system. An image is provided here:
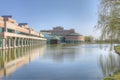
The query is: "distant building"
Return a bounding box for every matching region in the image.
[43,33,60,44]
[40,26,84,43]
[41,26,75,36]
[65,33,84,43]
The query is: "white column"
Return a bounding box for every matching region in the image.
[8,38,11,49]
[21,39,23,47]
[18,38,20,47]
[13,38,16,48]
[2,38,5,49]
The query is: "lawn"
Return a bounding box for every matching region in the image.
[114,45,120,54]
[104,71,120,80]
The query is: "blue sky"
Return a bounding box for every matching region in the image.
[0,0,99,37]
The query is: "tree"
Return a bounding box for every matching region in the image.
[85,36,94,43]
[97,0,120,43]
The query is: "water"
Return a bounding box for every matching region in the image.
[0,44,119,80]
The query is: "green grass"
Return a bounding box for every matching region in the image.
[104,71,120,80]
[114,45,120,54]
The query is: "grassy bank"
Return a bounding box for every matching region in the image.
[104,71,120,80]
[114,45,120,54]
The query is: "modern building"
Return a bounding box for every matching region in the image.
[43,33,60,44]
[0,16,46,49]
[65,33,84,43]
[40,26,84,43]
[41,26,75,36]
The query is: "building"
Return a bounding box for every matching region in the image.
[0,16,46,49]
[65,33,84,43]
[43,33,60,44]
[40,26,84,43]
[41,26,75,36]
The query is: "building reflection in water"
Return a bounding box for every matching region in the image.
[0,45,46,78]
[99,51,120,77]
[43,44,85,63]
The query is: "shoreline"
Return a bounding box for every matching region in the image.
[104,45,120,80]
[114,45,120,54]
[104,71,120,80]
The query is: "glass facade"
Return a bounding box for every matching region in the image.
[0,27,3,33]
[7,28,15,33]
[16,31,29,36]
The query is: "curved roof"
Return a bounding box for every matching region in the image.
[67,33,82,36]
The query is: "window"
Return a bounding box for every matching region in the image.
[16,30,29,36]
[7,28,15,33]
[0,27,3,33]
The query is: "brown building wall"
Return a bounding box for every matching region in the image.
[65,35,84,41]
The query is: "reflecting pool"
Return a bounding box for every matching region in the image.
[0,44,119,80]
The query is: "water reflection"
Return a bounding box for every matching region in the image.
[1,44,119,80]
[99,50,120,77]
[43,44,85,63]
[0,44,109,80]
[0,45,46,77]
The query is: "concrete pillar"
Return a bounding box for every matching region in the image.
[12,38,14,48]
[31,39,32,46]
[13,38,16,48]
[8,38,11,49]
[32,40,33,46]
[28,39,29,46]
[5,38,8,48]
[21,39,23,47]
[23,39,25,47]
[34,40,35,46]
[2,38,6,49]
[18,38,20,47]
[29,39,30,46]
[27,39,28,46]
[26,39,27,46]
[31,39,33,46]
[30,39,31,46]
[22,39,24,47]
[20,38,21,47]
[24,39,26,46]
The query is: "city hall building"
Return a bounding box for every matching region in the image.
[0,16,46,49]
[41,26,84,43]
